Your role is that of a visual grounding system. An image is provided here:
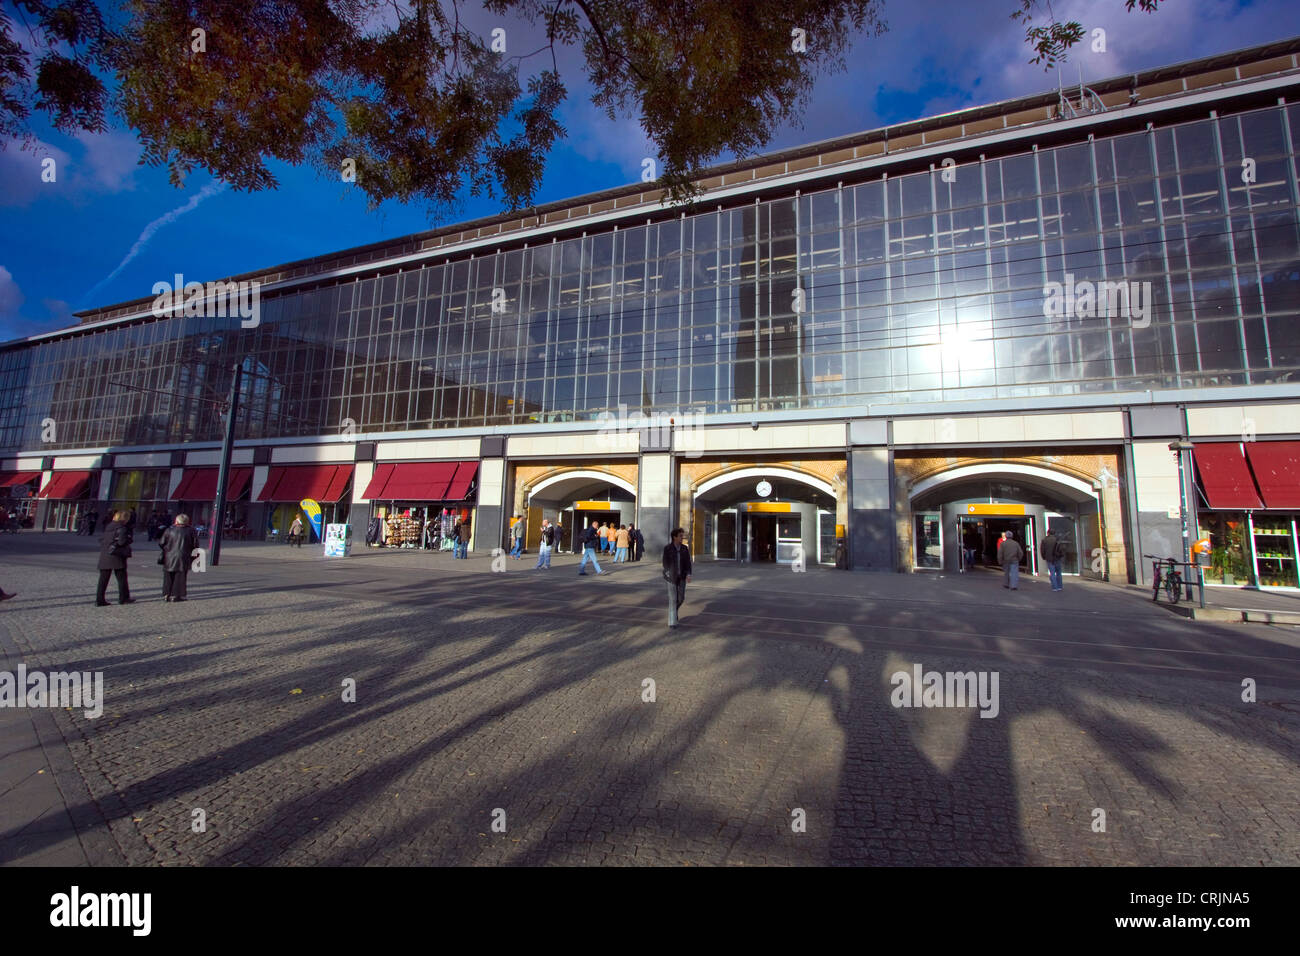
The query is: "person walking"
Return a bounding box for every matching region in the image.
[160,514,199,602]
[95,510,135,606]
[662,527,692,629]
[577,520,605,576]
[456,518,471,558]
[1040,529,1066,592]
[288,514,305,547]
[509,515,525,559]
[1000,530,1023,590]
[534,519,555,569]
[632,524,645,562]
[86,508,99,536]
[595,522,607,554]
[605,522,617,555]
[962,527,979,570]
[615,524,630,562]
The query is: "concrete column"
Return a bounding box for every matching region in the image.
[849,447,894,571]
[1130,440,1183,586]
[638,452,673,559]
[475,457,506,554]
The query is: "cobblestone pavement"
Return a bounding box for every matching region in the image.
[1,535,1297,866]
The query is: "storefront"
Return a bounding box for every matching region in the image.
[258,463,354,541]
[1193,440,1300,590]
[108,468,172,533]
[0,470,42,527]
[37,470,94,531]
[171,466,254,537]
[361,460,478,549]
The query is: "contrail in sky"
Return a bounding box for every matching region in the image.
[82,181,227,305]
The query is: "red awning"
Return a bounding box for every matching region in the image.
[444,461,478,500]
[171,467,252,501]
[0,470,42,488]
[257,464,354,503]
[1244,440,1300,509]
[36,471,91,500]
[362,462,460,501]
[1193,442,1263,509]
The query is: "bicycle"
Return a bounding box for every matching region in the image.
[1144,555,1184,604]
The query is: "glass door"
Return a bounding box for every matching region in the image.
[914,512,941,569]
[775,515,802,564]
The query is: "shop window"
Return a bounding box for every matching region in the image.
[914,513,942,569]
[1197,512,1254,585]
[1250,514,1298,588]
[819,511,836,564]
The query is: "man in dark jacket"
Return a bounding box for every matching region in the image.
[160,514,200,602]
[1040,530,1067,592]
[456,518,471,559]
[662,527,692,628]
[631,524,645,562]
[1000,530,1024,590]
[96,510,135,605]
[577,520,605,576]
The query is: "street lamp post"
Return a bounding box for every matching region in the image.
[210,363,243,567]
[1169,439,1200,605]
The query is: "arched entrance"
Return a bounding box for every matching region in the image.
[692,467,837,565]
[524,469,636,551]
[908,464,1101,575]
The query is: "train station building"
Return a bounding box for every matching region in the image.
[3,38,1300,589]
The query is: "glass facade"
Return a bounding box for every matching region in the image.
[4,102,1300,452]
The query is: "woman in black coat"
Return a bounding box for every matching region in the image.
[96,510,135,606]
[160,514,199,602]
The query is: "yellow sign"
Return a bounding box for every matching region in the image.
[966,503,1025,515]
[746,502,793,513]
[574,500,614,510]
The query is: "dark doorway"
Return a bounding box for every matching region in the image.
[961,516,1033,571]
[746,514,778,562]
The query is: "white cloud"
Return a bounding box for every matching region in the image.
[561,97,657,181]
[0,128,139,205]
[42,297,75,326]
[0,266,24,317]
[72,128,141,193]
[0,139,71,206]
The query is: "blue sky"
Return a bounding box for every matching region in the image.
[2,0,1298,341]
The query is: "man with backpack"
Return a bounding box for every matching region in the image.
[1040,529,1067,592]
[509,514,525,559]
[577,520,605,576]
